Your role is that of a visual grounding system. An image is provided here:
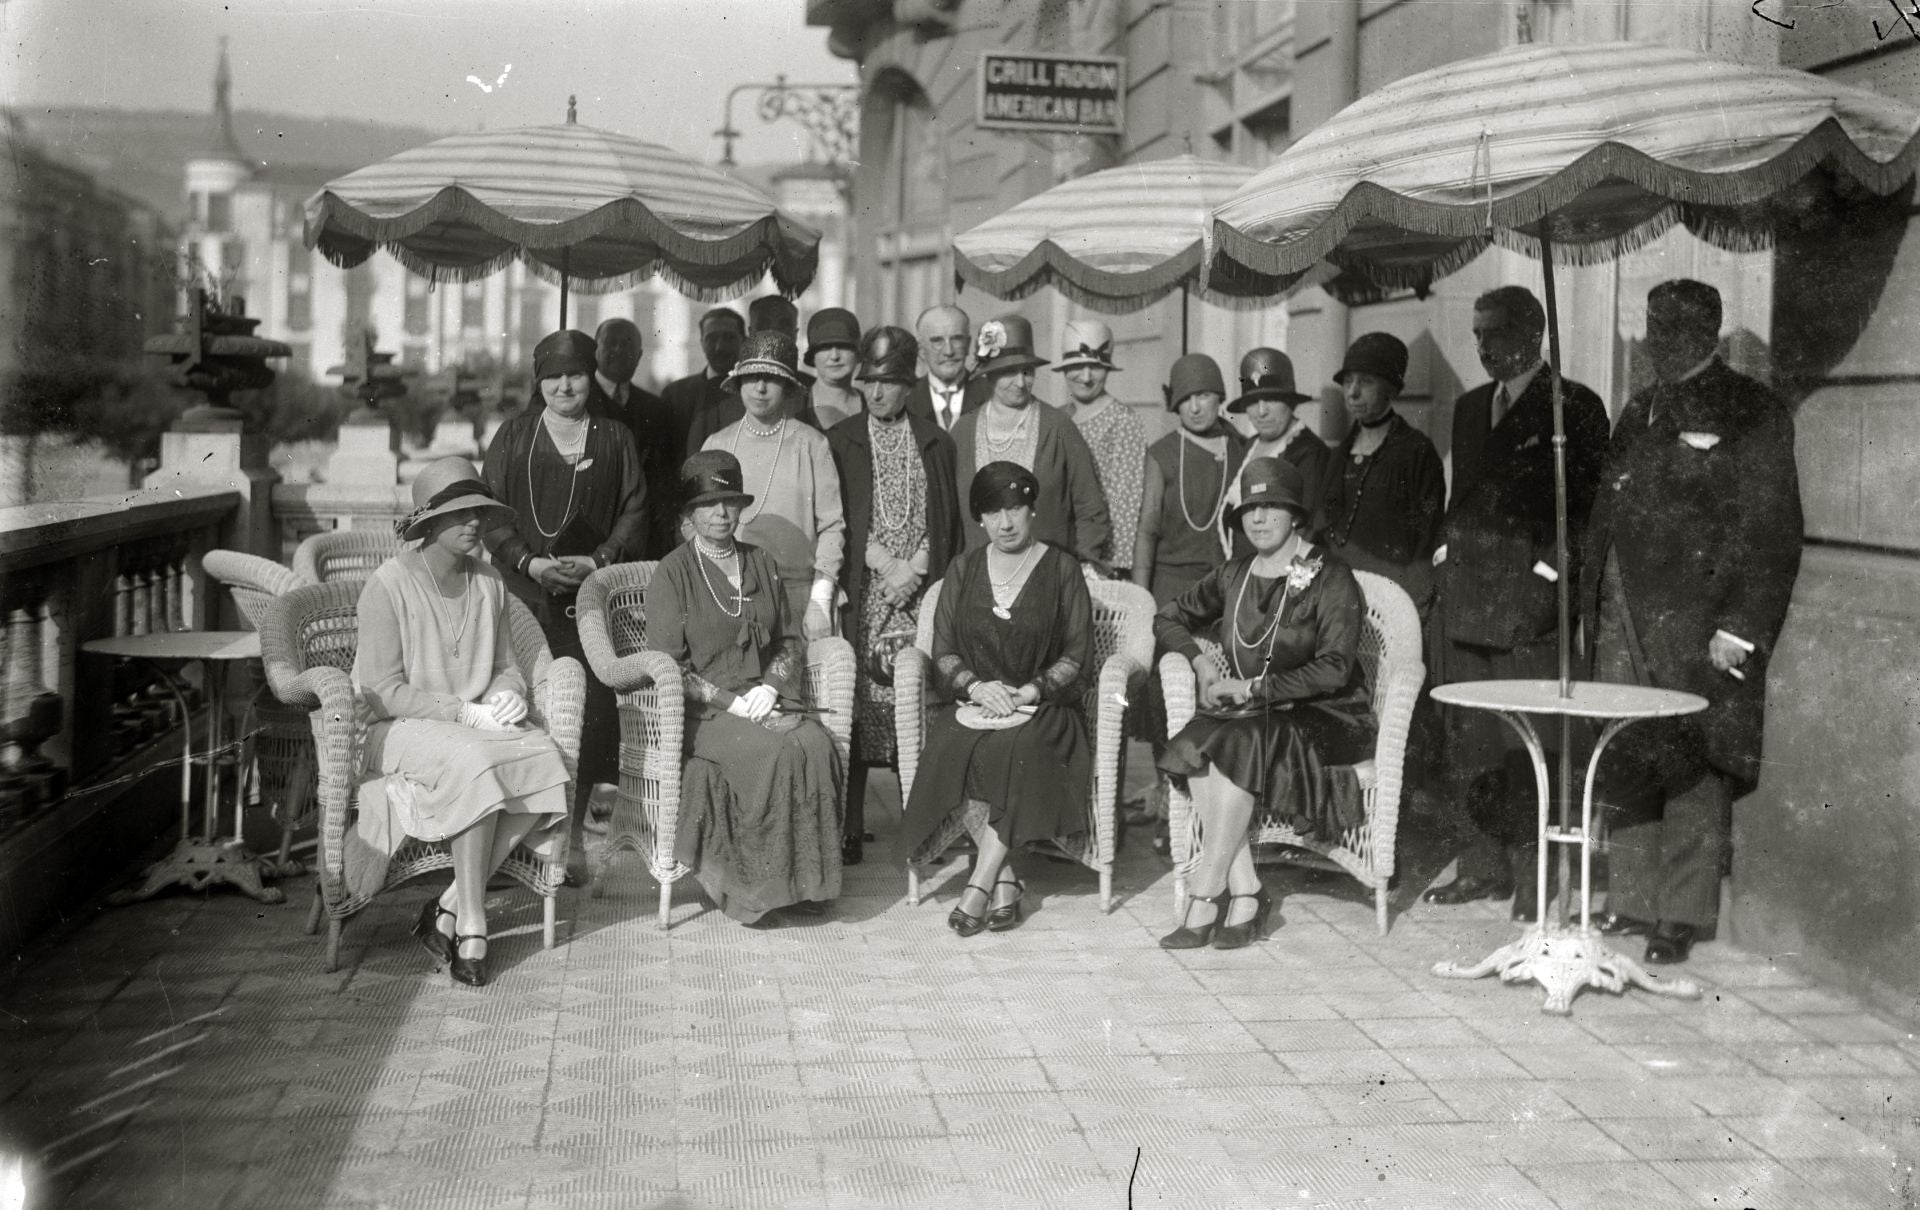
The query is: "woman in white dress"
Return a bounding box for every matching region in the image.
[354,457,572,987]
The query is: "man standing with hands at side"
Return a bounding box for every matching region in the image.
[908,304,991,431]
[593,317,679,559]
[1423,286,1610,919]
[1583,279,1802,965]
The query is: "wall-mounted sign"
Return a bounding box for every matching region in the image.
[977,52,1125,136]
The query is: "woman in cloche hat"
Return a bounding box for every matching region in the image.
[700,330,848,641]
[632,450,845,927]
[1151,457,1377,952]
[482,328,647,843]
[948,315,1112,567]
[353,457,573,987]
[1052,319,1147,579]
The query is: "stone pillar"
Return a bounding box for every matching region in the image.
[143,405,280,562]
[325,409,404,486]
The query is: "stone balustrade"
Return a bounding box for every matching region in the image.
[0,486,236,833]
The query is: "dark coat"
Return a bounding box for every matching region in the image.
[906,374,992,428]
[950,402,1112,568]
[824,412,963,634]
[593,379,680,560]
[1435,369,1611,650]
[1316,411,1446,606]
[665,369,742,460]
[1580,359,1803,794]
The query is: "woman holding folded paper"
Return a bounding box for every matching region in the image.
[645,450,843,927]
[483,329,647,813]
[1153,457,1375,951]
[897,462,1093,936]
[354,457,572,987]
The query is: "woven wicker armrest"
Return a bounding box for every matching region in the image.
[304,664,360,906]
[806,637,857,768]
[1158,649,1198,738]
[893,646,931,803]
[532,655,587,765]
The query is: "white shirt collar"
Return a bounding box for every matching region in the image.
[930,376,965,399]
[1501,359,1545,404]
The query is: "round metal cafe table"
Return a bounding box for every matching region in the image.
[84,630,287,906]
[1427,679,1708,1015]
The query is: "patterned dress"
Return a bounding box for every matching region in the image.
[853,418,930,766]
[1071,395,1147,572]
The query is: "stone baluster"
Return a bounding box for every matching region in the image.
[130,567,151,637]
[113,574,132,637]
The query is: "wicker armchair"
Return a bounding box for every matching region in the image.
[894,577,1154,912]
[201,550,315,875]
[258,581,585,970]
[293,530,402,585]
[576,562,856,928]
[1161,568,1423,936]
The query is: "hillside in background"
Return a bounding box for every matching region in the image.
[14,107,449,223]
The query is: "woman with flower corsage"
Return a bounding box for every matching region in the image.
[897,462,1094,936]
[1154,457,1376,950]
[645,450,844,927]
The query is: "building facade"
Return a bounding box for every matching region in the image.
[175,44,850,398]
[811,0,1920,1018]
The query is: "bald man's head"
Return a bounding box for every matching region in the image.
[915,304,972,387]
[595,317,643,385]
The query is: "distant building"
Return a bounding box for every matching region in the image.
[176,41,849,394]
[0,111,175,383]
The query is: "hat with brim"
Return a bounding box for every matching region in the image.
[1226,457,1307,530]
[680,449,755,510]
[397,456,515,541]
[971,315,1050,379]
[722,331,804,391]
[803,308,862,366]
[856,326,918,383]
[1051,319,1118,373]
[1228,347,1313,412]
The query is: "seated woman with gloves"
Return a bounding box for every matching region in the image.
[645,450,845,927]
[353,457,572,987]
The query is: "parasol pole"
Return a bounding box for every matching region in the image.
[1539,220,1576,928]
[559,248,571,329]
[1180,284,1190,355]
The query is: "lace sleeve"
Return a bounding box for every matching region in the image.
[1032,549,1094,703]
[932,562,976,699]
[936,653,976,700]
[764,634,806,695]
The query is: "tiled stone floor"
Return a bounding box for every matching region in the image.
[1,768,1914,1209]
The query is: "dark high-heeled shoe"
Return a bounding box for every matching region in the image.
[1212,890,1274,950]
[412,899,455,964]
[450,935,488,987]
[948,882,992,937]
[986,874,1025,932]
[1159,891,1230,950]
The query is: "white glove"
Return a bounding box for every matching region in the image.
[487,690,528,726]
[459,701,512,731]
[729,684,780,722]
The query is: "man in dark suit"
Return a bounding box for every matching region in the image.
[1423,286,1611,919]
[907,304,991,430]
[1583,279,1802,965]
[592,317,679,560]
[667,307,745,459]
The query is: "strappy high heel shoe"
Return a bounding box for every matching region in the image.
[986,873,1025,932]
[948,881,993,938]
[1158,890,1230,950]
[450,935,488,987]
[412,899,456,964]
[1212,889,1274,950]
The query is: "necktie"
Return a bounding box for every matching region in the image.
[1490,383,1511,430]
[936,387,957,430]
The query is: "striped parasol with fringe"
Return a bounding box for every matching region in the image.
[303,107,820,304]
[953,154,1308,313]
[1207,40,1920,299]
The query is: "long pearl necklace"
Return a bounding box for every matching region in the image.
[527,414,586,540]
[986,544,1036,620]
[412,553,472,657]
[1176,428,1229,533]
[693,538,748,618]
[1229,537,1302,673]
[869,414,914,531]
[728,417,787,524]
